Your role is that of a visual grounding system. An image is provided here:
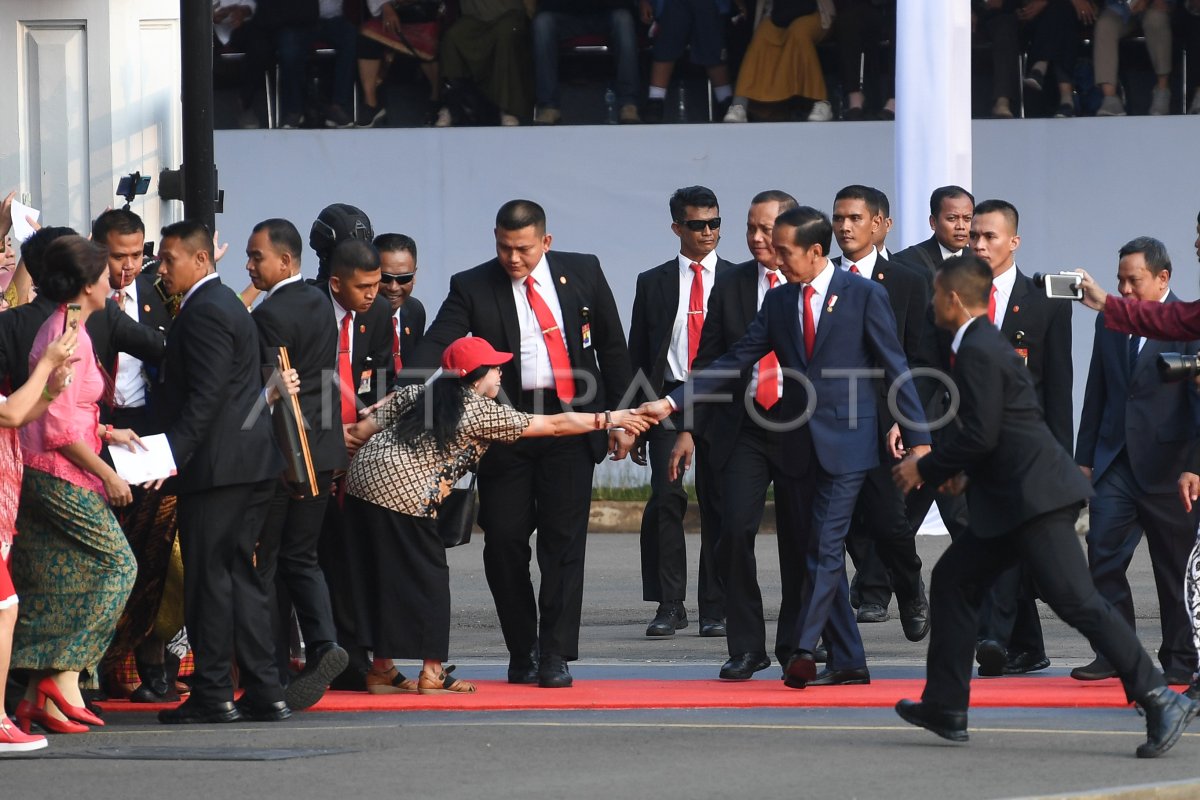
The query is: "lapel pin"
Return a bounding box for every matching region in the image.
[143,304,151,313]
[404,326,411,335]
[559,276,567,285]
[359,324,366,334]
[877,273,884,280]
[1012,305,1019,313]
[826,295,839,313]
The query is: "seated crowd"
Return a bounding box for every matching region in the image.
[214,0,1200,129]
[1,187,1200,761]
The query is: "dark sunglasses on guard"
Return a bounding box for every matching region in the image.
[379,272,415,285]
[679,217,721,232]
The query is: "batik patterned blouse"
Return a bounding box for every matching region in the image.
[346,384,531,517]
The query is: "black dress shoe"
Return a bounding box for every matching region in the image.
[1136,686,1200,758]
[1070,656,1117,681]
[236,698,293,722]
[894,699,968,742]
[538,654,573,689]
[783,651,818,689]
[975,639,1006,677]
[1163,669,1194,686]
[158,698,243,725]
[698,618,726,637]
[129,662,180,703]
[646,602,688,637]
[719,652,770,681]
[508,645,540,685]
[1186,679,1200,703]
[286,642,349,711]
[899,582,930,642]
[808,667,870,686]
[1004,651,1050,675]
[856,602,889,623]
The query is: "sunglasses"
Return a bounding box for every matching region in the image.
[379,272,415,285]
[679,217,721,232]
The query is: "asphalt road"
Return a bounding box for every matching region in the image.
[6,533,1200,800]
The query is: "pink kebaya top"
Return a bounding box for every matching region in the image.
[20,307,106,497]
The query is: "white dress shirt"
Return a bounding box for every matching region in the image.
[950,317,975,355]
[990,263,1018,330]
[938,242,963,261]
[799,260,836,336]
[112,279,147,409]
[837,246,878,278]
[330,290,356,364]
[512,255,568,391]
[665,251,718,382]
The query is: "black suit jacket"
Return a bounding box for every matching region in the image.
[311,281,395,409]
[409,251,633,463]
[1076,293,1200,494]
[158,277,283,494]
[252,279,349,475]
[831,253,929,441]
[917,317,1092,538]
[627,256,735,401]
[0,295,165,391]
[891,235,946,291]
[690,259,768,469]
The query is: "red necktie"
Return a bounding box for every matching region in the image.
[848,263,860,275]
[987,285,998,324]
[392,316,403,375]
[338,312,357,425]
[755,272,781,409]
[687,262,705,370]
[524,277,574,403]
[802,284,816,360]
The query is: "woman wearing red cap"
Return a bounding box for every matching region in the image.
[343,336,653,694]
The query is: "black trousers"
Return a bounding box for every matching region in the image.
[845,459,923,608]
[1025,0,1082,85]
[256,471,338,674]
[478,433,594,661]
[639,418,724,619]
[978,562,1046,656]
[719,421,807,664]
[922,505,1163,710]
[318,482,372,677]
[176,480,282,704]
[833,0,895,98]
[1087,452,1199,675]
[344,496,450,661]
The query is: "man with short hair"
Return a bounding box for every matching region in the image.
[892,185,975,291]
[409,199,633,688]
[1073,236,1200,685]
[892,254,1196,758]
[644,206,931,688]
[628,186,731,638]
[374,233,426,387]
[154,220,289,724]
[673,190,806,679]
[830,185,930,641]
[967,198,1073,677]
[314,236,392,691]
[246,218,350,711]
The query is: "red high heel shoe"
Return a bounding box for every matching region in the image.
[36,677,104,727]
[14,699,89,734]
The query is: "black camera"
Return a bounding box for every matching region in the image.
[1156,352,1200,382]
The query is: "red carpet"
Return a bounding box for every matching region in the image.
[98,677,1136,714]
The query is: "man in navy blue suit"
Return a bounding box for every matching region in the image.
[641,206,931,687]
[1073,236,1200,685]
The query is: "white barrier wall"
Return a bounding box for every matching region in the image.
[0,0,180,236]
[213,118,1199,489]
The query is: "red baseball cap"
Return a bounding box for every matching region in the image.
[441,336,513,377]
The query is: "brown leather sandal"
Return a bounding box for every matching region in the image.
[417,664,477,695]
[366,666,419,694]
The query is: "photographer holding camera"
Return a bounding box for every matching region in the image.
[1073,237,1200,686]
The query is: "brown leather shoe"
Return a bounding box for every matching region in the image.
[418,665,477,695]
[366,666,418,695]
